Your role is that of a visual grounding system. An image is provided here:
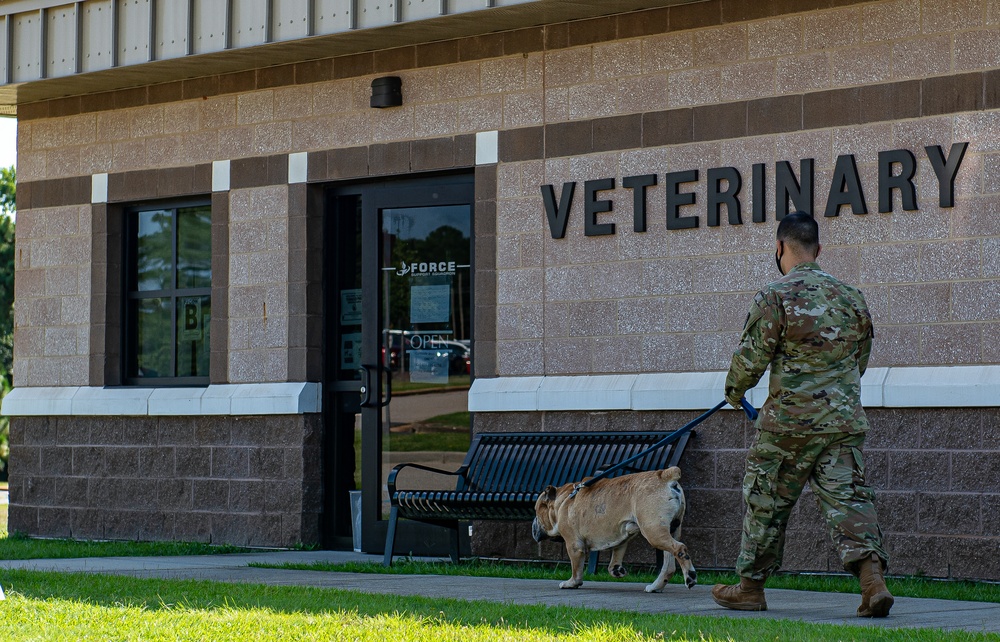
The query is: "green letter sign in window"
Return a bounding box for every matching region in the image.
[124,203,211,385]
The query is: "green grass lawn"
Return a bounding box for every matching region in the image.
[0,531,249,560]
[1,569,993,642]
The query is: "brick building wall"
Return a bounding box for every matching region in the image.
[473,407,1000,581]
[6,0,1000,572]
[8,414,323,546]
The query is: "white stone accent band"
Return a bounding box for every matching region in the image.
[468,366,1000,412]
[1,383,321,417]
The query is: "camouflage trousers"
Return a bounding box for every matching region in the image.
[736,430,888,581]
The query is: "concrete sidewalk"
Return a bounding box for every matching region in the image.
[1,551,998,635]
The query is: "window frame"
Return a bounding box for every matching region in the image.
[122,198,212,387]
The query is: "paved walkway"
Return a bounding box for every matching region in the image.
[1,551,998,634]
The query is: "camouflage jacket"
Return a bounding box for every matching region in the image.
[725,262,872,434]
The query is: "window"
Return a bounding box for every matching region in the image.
[124,202,212,385]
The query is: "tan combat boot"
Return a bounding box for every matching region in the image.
[857,554,894,618]
[711,577,767,611]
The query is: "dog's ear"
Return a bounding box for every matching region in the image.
[663,466,682,481]
[543,485,557,502]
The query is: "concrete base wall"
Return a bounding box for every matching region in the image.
[6,414,324,547]
[470,407,1000,581]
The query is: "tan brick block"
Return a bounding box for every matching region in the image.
[16,151,46,182]
[748,15,803,60]
[544,87,569,121]
[481,57,527,94]
[95,112,130,142]
[330,111,373,147]
[888,283,951,323]
[145,136,183,168]
[861,0,921,43]
[62,356,90,386]
[593,40,642,79]
[273,85,313,120]
[237,90,275,125]
[111,140,146,173]
[593,335,643,373]
[891,35,952,80]
[990,0,1000,24]
[569,80,620,120]
[667,68,721,108]
[720,60,776,102]
[954,28,1000,71]
[247,315,289,350]
[641,333,694,372]
[32,119,65,149]
[201,95,237,129]
[292,116,336,150]
[130,106,164,138]
[921,323,982,365]
[544,47,592,87]
[47,148,80,179]
[80,143,113,175]
[804,7,861,51]
[255,121,293,155]
[311,80,354,115]
[894,115,954,150]
[831,44,893,87]
[692,23,747,67]
[503,91,544,128]
[438,63,482,101]
[228,349,288,383]
[162,102,201,134]
[64,114,96,146]
[618,74,669,113]
[455,95,502,133]
[497,340,543,376]
[525,52,544,87]
[216,126,256,160]
[414,102,458,138]
[372,106,414,143]
[833,122,894,158]
[922,0,984,33]
[776,129,833,169]
[666,294,721,333]
[642,32,693,73]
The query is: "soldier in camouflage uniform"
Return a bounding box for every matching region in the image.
[711,212,894,618]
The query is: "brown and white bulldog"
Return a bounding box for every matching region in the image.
[532,466,697,592]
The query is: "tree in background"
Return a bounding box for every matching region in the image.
[0,165,14,481]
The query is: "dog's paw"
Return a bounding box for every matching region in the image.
[644,583,665,593]
[610,565,628,578]
[559,580,582,589]
[685,570,698,589]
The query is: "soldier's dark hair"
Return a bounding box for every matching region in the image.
[776,211,819,251]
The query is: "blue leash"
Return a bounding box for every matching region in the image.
[567,397,758,499]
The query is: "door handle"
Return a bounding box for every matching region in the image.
[359,364,392,408]
[359,364,374,408]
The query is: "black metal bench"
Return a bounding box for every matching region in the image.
[384,429,695,566]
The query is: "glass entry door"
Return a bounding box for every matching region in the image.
[324,174,473,554]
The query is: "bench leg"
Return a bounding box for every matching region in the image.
[588,550,599,575]
[449,522,461,564]
[383,506,399,567]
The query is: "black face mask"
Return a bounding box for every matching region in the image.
[775,244,785,276]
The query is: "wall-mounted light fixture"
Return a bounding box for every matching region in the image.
[370,76,403,108]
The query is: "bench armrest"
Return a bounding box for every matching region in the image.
[387,461,469,498]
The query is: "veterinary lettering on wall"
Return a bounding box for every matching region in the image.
[540,143,969,239]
